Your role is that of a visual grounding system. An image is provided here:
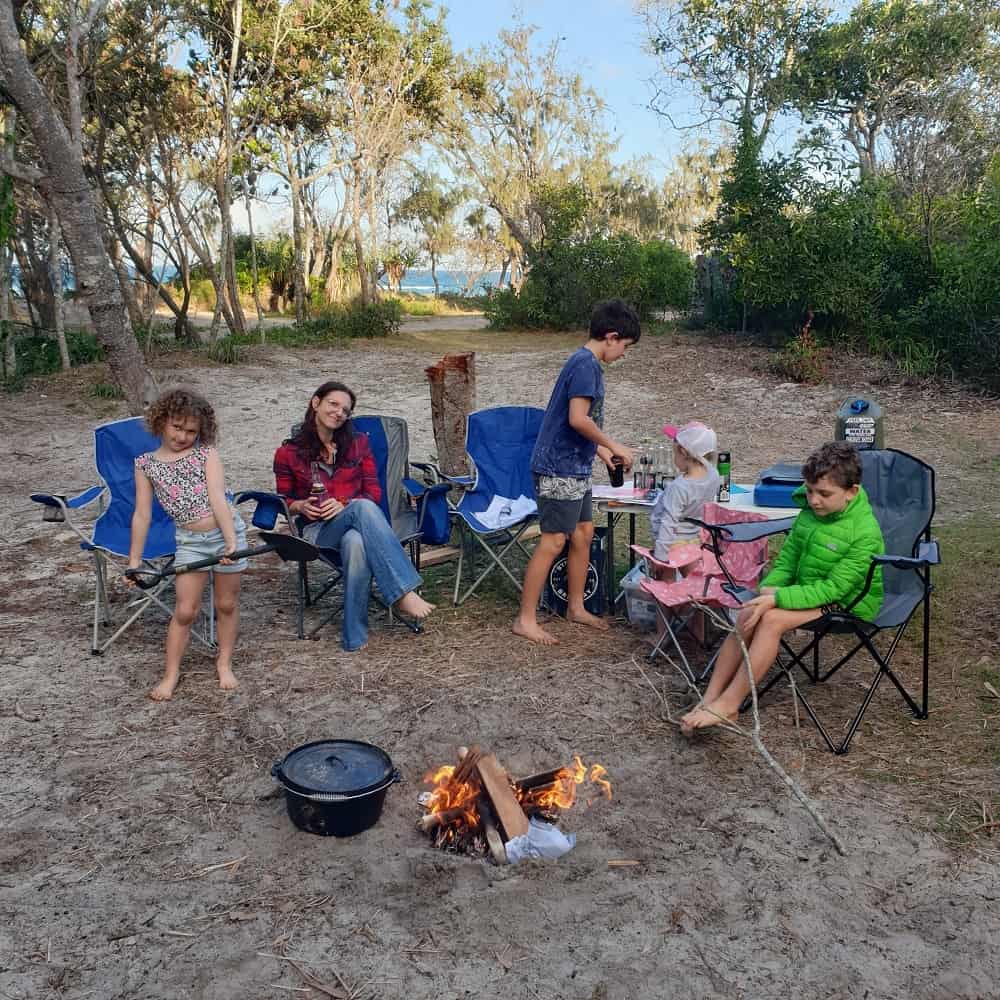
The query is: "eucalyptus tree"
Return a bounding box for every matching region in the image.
[0,0,153,409]
[440,25,614,274]
[790,0,991,178]
[640,0,826,154]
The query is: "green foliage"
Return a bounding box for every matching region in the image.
[231,301,403,347]
[208,336,242,365]
[88,381,126,399]
[766,329,832,384]
[483,234,692,329]
[1,330,104,389]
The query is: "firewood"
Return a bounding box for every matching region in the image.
[475,754,529,841]
[417,807,467,832]
[514,767,569,793]
[476,793,508,865]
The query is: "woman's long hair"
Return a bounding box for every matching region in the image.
[290,381,357,464]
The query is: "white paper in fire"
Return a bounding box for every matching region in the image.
[474,494,537,530]
[504,817,577,863]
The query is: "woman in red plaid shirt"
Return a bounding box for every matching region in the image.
[274,381,434,650]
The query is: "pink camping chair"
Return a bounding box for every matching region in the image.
[632,503,771,682]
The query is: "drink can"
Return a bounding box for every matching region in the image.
[717,450,732,502]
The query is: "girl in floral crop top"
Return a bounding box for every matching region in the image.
[127,388,247,701]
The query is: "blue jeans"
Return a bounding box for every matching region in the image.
[314,499,422,651]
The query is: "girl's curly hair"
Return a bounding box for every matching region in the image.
[145,388,218,445]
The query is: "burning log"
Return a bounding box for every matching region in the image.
[474,754,529,840]
[418,746,611,861]
[476,793,508,865]
[417,807,468,833]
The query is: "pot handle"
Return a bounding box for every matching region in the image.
[270,762,281,779]
[391,768,403,784]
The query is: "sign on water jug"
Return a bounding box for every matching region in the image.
[835,398,883,450]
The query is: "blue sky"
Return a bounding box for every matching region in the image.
[443,0,686,179]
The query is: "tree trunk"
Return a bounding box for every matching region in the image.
[0,0,153,411]
[47,203,69,369]
[431,251,439,296]
[244,182,265,331]
[351,175,370,307]
[425,352,476,477]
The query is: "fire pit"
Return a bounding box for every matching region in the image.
[417,745,612,864]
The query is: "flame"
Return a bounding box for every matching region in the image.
[421,754,612,852]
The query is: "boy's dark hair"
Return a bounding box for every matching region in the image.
[589,298,641,343]
[146,387,217,444]
[803,441,863,489]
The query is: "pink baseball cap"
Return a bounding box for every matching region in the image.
[663,421,718,462]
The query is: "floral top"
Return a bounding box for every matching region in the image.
[136,446,214,525]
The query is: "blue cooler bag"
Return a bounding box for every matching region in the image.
[753,462,804,508]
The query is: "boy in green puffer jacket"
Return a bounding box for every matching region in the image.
[681,441,884,733]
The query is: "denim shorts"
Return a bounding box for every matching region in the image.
[175,512,248,573]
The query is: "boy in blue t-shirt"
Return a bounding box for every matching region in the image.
[513,299,640,645]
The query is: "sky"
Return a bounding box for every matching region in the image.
[442,0,686,179]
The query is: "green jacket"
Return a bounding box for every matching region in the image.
[760,485,885,622]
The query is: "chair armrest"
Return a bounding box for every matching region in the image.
[409,461,444,484]
[436,470,476,488]
[31,486,105,510]
[402,478,452,500]
[684,515,796,544]
[872,540,941,570]
[722,583,758,604]
[234,490,294,532]
[31,486,106,525]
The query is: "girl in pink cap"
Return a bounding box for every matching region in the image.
[650,421,721,561]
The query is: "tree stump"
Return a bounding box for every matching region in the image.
[425,352,476,477]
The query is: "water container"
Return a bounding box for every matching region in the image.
[835,398,884,450]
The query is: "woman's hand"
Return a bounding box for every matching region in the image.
[297,497,346,520]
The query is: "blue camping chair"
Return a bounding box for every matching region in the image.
[237,414,449,639]
[30,417,216,654]
[434,406,545,605]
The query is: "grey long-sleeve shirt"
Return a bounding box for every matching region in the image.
[649,468,721,559]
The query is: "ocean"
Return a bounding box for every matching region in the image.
[380,269,505,296]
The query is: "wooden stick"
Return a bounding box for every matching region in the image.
[475,754,529,840]
[417,807,466,832]
[514,767,568,792]
[476,793,508,865]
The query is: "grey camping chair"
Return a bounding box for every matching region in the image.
[700,449,940,755]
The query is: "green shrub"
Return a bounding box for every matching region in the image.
[208,336,242,364]
[189,278,217,310]
[88,381,125,399]
[767,329,831,384]
[640,240,694,313]
[2,329,104,387]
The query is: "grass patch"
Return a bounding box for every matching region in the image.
[88,381,125,399]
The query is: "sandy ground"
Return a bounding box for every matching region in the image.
[1,324,999,1000]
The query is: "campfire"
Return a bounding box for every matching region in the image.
[417,745,612,864]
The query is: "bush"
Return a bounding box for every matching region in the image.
[766,329,831,384]
[232,300,402,348]
[208,336,242,364]
[2,328,104,387]
[484,234,692,330]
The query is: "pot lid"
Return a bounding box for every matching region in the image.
[274,739,394,798]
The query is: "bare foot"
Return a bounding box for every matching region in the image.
[396,591,435,619]
[680,704,738,732]
[566,607,609,631]
[149,672,180,702]
[512,618,559,645]
[217,664,238,691]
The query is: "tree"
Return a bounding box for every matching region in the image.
[641,0,825,149]
[439,25,615,270]
[790,0,991,177]
[394,170,464,295]
[0,0,153,410]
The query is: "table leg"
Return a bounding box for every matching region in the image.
[628,512,636,566]
[605,510,616,609]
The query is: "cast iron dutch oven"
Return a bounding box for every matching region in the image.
[271,739,401,837]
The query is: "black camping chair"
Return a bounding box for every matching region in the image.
[691,449,940,755]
